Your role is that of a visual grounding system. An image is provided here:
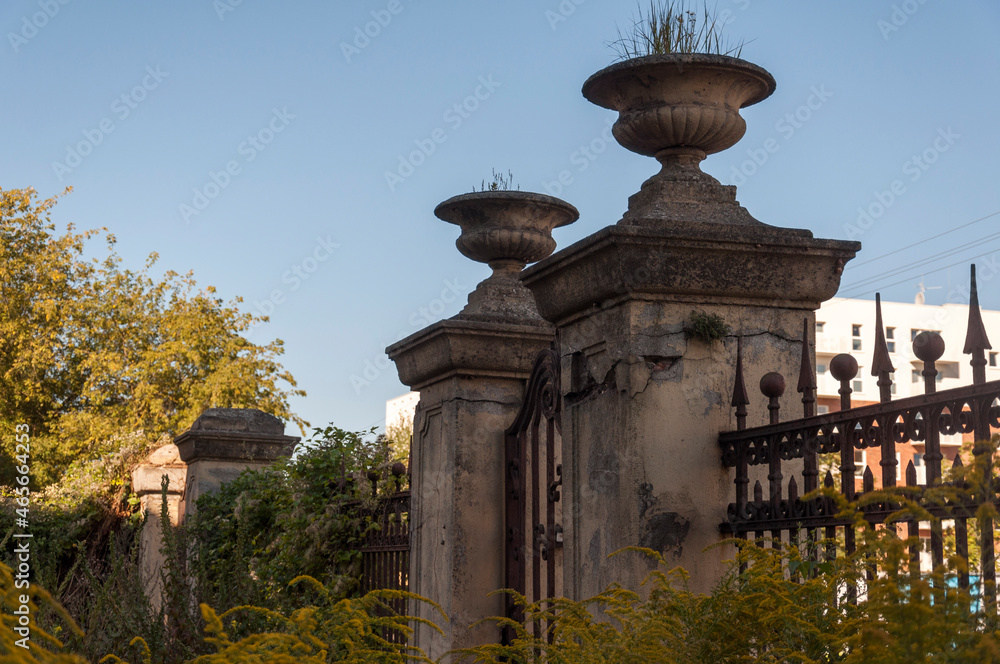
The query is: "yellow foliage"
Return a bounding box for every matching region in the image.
[0,557,86,663]
[0,186,306,488]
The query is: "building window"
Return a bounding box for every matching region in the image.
[991,352,998,367]
[816,321,825,333]
[912,369,941,384]
[817,363,827,374]
[817,405,830,414]
[885,327,896,353]
[853,324,863,351]
[890,382,897,395]
[853,379,863,393]
[896,452,902,481]
[913,452,924,467]
[854,450,866,478]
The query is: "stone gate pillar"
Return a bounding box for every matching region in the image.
[388,191,577,659]
[174,408,299,519]
[131,442,186,608]
[519,53,861,599]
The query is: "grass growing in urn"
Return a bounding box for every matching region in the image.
[475,169,519,193]
[610,0,747,60]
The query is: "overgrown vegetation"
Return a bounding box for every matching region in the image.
[456,535,1000,663]
[610,1,746,60]
[685,309,730,343]
[0,424,409,662]
[189,425,398,615]
[458,440,1000,662]
[6,437,1000,662]
[0,553,441,664]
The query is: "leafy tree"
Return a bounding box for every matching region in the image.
[0,186,305,486]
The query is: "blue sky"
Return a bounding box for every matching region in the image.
[2,1,999,436]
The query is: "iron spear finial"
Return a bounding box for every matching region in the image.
[871,293,895,403]
[797,317,817,418]
[732,337,750,430]
[963,265,992,387]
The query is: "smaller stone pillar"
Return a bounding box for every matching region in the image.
[131,442,187,608]
[174,408,299,519]
[388,191,577,660]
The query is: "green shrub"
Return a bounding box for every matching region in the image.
[457,442,1000,664]
[188,425,396,615]
[0,554,441,664]
[456,535,1000,663]
[685,310,730,344]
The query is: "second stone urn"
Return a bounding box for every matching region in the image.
[434,191,578,323]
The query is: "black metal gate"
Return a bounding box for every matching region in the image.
[503,345,563,643]
[358,464,411,643]
[720,266,999,607]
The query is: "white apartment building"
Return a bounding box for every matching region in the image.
[385,391,419,431]
[815,295,1000,486]
[816,297,1000,407]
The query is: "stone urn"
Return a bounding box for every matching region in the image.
[583,53,796,230]
[434,191,578,322]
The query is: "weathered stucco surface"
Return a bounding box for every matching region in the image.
[524,222,858,599]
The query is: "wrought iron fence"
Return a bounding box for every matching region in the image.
[720,266,1000,607]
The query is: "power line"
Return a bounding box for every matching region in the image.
[845,209,1000,271]
[839,231,1000,293]
[838,245,1000,299]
